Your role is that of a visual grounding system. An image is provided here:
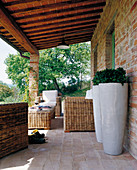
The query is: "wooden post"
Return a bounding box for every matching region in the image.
[29,53,39,106]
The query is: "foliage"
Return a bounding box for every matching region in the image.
[92,67,127,86]
[39,47,80,93]
[39,43,91,93]
[4,53,30,94]
[63,87,89,99]
[5,42,91,101]
[92,71,102,86]
[0,81,13,101]
[3,94,24,103]
[61,77,79,93]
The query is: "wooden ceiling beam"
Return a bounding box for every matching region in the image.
[35,34,92,46]
[0,1,38,54]
[37,38,91,50]
[68,39,90,45]
[0,33,24,52]
[23,15,100,31]
[15,2,105,22]
[18,8,103,26]
[29,25,95,40]
[26,21,98,36]
[9,0,105,15]
[5,0,90,7]
[31,30,93,43]
[27,23,96,37]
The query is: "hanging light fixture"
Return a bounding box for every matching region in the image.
[57,37,69,49]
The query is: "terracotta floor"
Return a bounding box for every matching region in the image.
[0,117,137,170]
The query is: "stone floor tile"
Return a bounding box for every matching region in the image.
[42,160,55,170]
[86,159,104,170]
[100,160,118,170]
[85,151,99,160]
[59,164,73,170]
[92,142,104,150]
[73,160,89,170]
[0,117,136,170]
[97,150,113,160]
[59,160,73,170]
[49,153,61,161]
[73,153,86,162]
[128,160,137,170]
[114,160,135,170]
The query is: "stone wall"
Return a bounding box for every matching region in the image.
[91,0,137,159]
[29,53,39,106]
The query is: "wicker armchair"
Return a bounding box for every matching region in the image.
[64,97,95,132]
[38,90,62,117]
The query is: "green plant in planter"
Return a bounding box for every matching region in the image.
[92,71,102,85]
[92,67,127,86]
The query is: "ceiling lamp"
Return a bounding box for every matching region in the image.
[57,37,69,49]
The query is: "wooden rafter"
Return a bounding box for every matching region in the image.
[0,0,106,51]
[0,1,38,54]
[31,29,93,43]
[27,23,96,38]
[22,15,100,31]
[14,2,105,21]
[26,20,98,36]
[18,8,103,25]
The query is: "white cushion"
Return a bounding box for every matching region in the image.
[39,101,56,107]
[42,90,58,102]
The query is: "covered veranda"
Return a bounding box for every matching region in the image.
[0,0,137,169]
[0,0,106,105]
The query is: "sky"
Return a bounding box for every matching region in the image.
[0,38,17,85]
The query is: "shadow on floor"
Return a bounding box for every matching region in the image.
[51,116,63,129]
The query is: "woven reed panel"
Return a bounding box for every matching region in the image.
[0,103,28,159]
[55,96,62,117]
[64,97,95,132]
[28,107,55,130]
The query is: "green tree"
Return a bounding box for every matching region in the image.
[0,81,13,101]
[69,43,91,88]
[39,47,81,93]
[5,42,91,98]
[5,53,30,94]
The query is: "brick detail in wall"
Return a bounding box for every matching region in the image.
[29,53,39,106]
[106,34,112,69]
[91,0,137,159]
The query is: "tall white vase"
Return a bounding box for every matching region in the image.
[93,85,102,143]
[99,83,128,155]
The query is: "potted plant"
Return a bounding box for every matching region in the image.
[99,67,128,155]
[92,71,102,143]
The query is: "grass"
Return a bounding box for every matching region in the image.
[63,87,89,99]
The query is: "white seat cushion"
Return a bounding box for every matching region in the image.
[39,101,56,107]
[42,90,58,102]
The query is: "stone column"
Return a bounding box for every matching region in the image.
[91,43,97,88]
[29,53,39,106]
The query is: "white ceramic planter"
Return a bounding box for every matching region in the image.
[99,83,128,155]
[85,89,93,99]
[93,85,102,143]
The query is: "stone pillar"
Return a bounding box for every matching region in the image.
[91,43,97,88]
[90,44,94,88]
[29,53,39,106]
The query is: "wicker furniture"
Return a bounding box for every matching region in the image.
[28,107,55,130]
[38,90,62,117]
[64,97,95,132]
[55,96,62,117]
[0,103,28,159]
[39,90,58,107]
